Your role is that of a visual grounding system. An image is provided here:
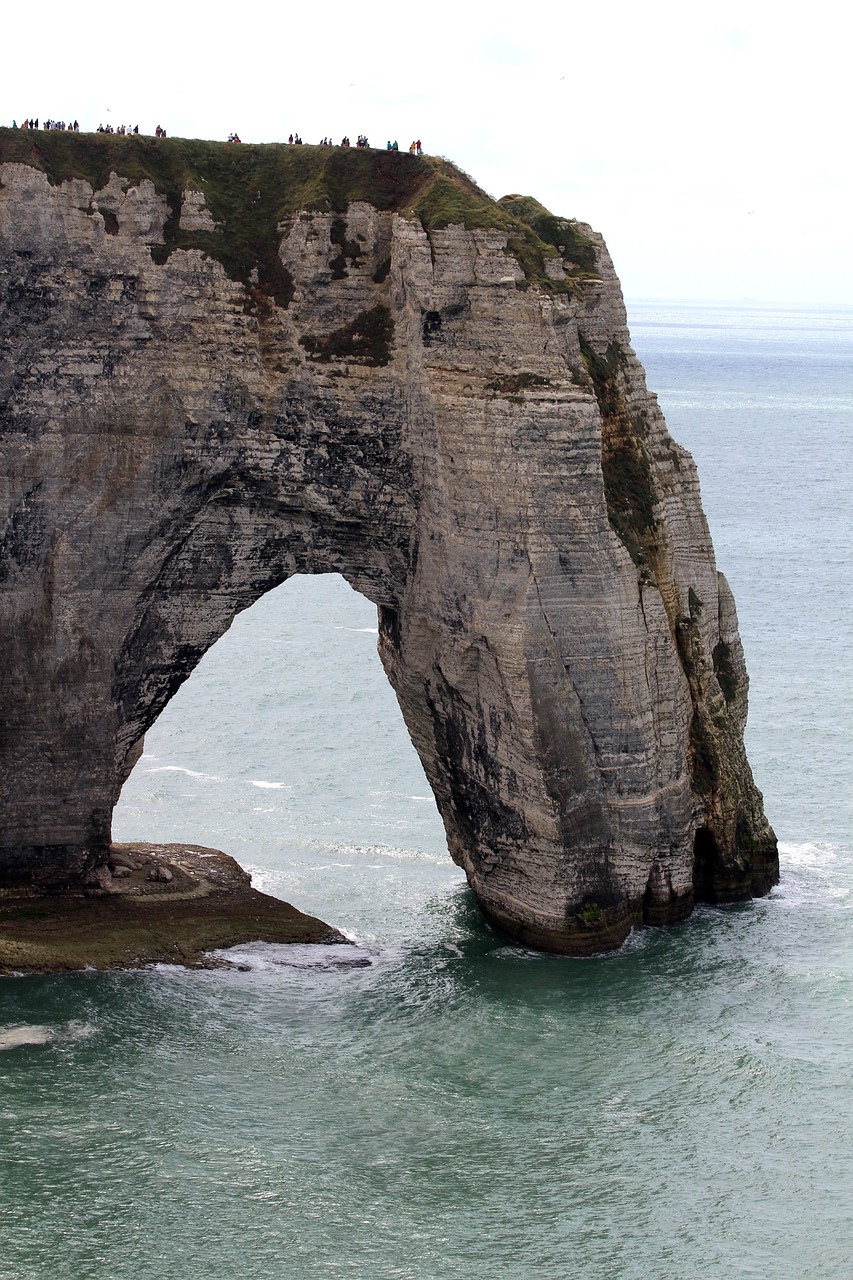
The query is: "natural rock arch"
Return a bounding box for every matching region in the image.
[0,133,778,953]
[113,571,449,861]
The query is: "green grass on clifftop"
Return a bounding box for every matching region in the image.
[0,128,599,299]
[499,195,597,268]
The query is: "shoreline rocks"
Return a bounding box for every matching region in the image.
[0,843,347,975]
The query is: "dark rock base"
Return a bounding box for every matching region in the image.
[478,872,776,956]
[0,843,347,975]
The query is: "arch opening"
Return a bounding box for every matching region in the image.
[113,573,460,939]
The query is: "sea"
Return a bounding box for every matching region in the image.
[1,301,851,1280]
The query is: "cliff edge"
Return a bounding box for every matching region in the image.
[0,130,778,955]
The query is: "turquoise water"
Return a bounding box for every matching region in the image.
[2,303,851,1279]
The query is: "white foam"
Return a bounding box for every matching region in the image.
[248,780,286,790]
[0,1025,53,1049]
[209,940,374,972]
[313,841,450,866]
[63,1020,94,1041]
[771,840,853,906]
[779,840,842,869]
[0,1020,95,1051]
[146,765,221,782]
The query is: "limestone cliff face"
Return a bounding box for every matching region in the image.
[0,132,777,953]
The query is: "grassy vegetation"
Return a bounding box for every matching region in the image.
[372,256,391,284]
[329,215,363,279]
[487,372,551,395]
[675,609,728,803]
[413,173,507,232]
[499,194,598,273]
[688,710,721,797]
[580,338,622,416]
[0,128,599,300]
[578,902,604,926]
[408,169,597,294]
[601,443,657,565]
[578,336,659,566]
[500,194,600,295]
[712,640,739,703]
[299,305,394,366]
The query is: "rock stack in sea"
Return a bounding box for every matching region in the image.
[0,131,777,953]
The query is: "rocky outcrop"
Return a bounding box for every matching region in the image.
[0,132,777,954]
[0,842,345,973]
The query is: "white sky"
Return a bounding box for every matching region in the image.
[4,0,851,304]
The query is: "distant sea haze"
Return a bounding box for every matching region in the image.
[1,301,851,1279]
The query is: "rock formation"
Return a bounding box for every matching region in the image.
[0,131,778,954]
[0,843,345,973]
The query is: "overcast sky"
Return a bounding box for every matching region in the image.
[4,0,851,304]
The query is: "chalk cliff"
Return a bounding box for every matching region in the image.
[0,131,777,953]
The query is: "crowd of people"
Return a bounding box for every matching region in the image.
[6,119,423,154]
[285,133,423,153]
[289,134,377,148]
[15,118,79,132]
[383,139,423,153]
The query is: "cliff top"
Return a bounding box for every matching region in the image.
[0,128,598,298]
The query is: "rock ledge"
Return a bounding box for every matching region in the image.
[0,843,346,974]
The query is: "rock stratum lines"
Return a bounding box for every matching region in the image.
[0,132,777,955]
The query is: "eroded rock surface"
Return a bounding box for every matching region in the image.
[0,843,345,973]
[0,133,777,953]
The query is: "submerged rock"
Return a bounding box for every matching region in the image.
[0,132,777,955]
